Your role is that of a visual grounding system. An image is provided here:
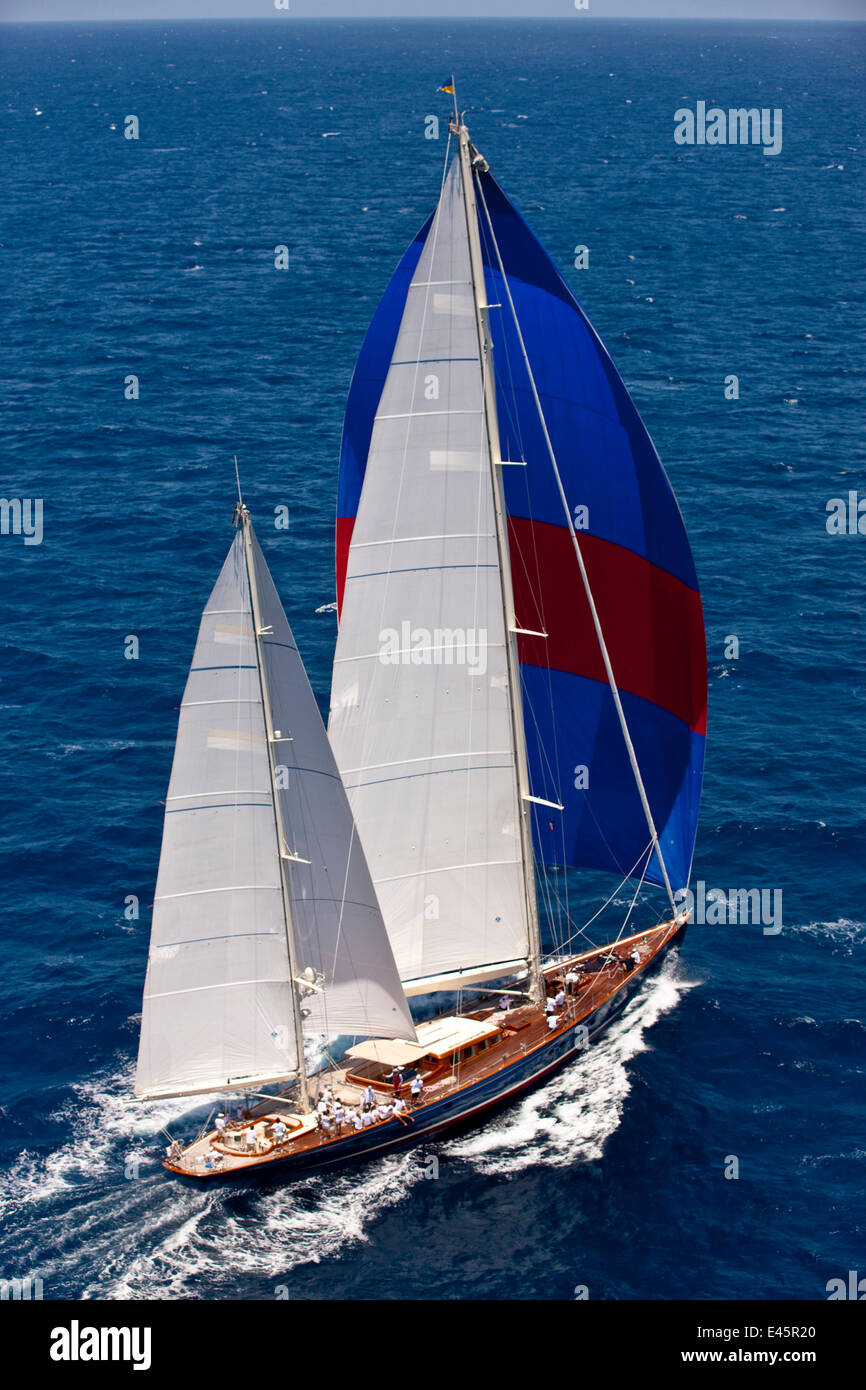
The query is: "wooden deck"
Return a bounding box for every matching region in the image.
[165,919,682,1177]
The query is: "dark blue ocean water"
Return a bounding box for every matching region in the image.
[1,17,864,1301]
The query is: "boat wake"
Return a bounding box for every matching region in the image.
[0,1061,428,1299]
[447,954,696,1174]
[93,1146,423,1300]
[0,962,693,1298]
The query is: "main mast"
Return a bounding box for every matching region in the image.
[236,503,312,1112]
[452,91,545,1006]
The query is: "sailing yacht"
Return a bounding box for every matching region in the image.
[135,94,706,1180]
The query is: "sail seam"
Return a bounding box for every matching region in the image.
[346,562,497,580]
[182,698,261,706]
[145,978,291,999]
[374,409,482,421]
[340,749,512,773]
[153,932,286,947]
[167,789,266,800]
[165,802,272,814]
[155,885,281,900]
[348,532,493,548]
[374,856,522,885]
[344,764,515,790]
[391,357,476,365]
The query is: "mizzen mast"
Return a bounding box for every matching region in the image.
[235,499,312,1112]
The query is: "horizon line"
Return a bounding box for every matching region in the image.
[1,14,863,23]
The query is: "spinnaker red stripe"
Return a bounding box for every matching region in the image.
[508,517,707,736]
[336,515,355,618]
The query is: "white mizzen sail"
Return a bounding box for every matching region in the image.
[329,156,530,993]
[135,519,415,1102]
[135,533,292,1100]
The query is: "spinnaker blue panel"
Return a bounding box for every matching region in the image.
[476,169,706,892]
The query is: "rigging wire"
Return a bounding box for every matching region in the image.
[544,840,654,960]
[474,170,679,920]
[616,845,653,944]
[472,171,643,953]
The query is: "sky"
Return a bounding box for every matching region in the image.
[0,0,863,22]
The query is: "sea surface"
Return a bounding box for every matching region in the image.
[0,17,863,1301]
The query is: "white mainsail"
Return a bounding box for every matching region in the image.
[328,156,531,993]
[135,520,415,1102]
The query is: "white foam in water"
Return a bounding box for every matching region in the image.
[0,1061,242,1290]
[796,919,865,956]
[0,1064,182,1221]
[447,954,696,1174]
[99,1150,421,1299]
[0,961,695,1297]
[0,1056,427,1299]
